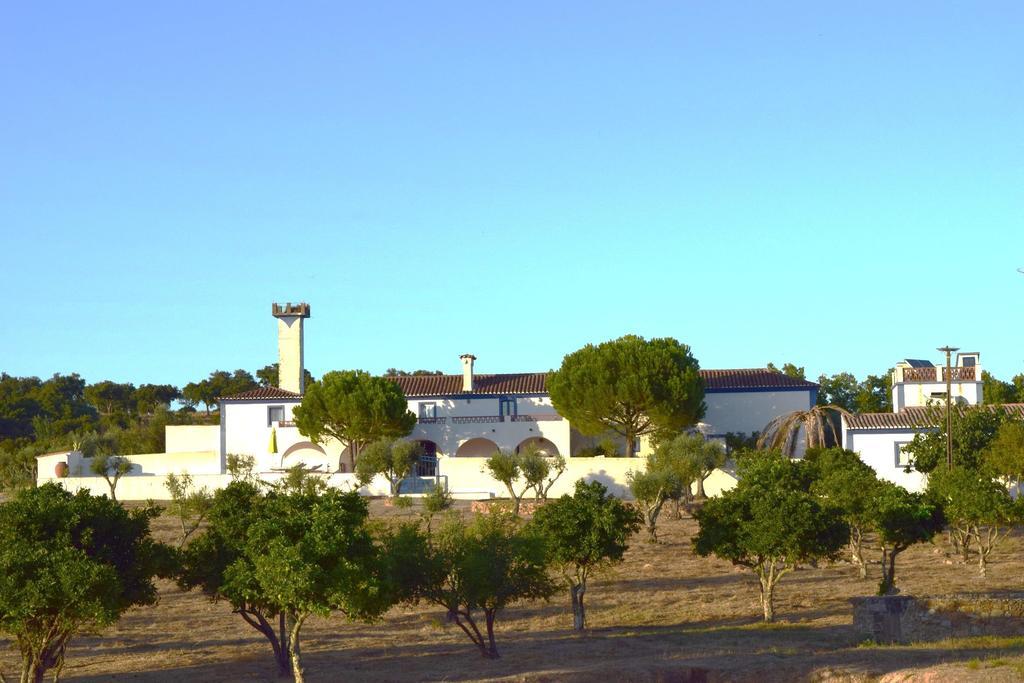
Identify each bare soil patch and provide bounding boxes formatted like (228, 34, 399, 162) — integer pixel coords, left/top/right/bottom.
(4, 499, 1024, 681)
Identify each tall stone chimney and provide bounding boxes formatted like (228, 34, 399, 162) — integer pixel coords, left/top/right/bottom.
(272, 302, 311, 394)
(460, 354, 476, 392)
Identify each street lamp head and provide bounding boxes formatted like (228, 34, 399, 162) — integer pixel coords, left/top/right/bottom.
(937, 346, 960, 354)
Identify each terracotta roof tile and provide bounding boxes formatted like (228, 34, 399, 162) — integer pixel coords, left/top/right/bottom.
(846, 404, 1024, 430)
(389, 368, 817, 397)
(220, 386, 302, 401)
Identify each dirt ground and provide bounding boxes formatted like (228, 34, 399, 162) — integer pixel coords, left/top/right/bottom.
(5, 499, 1024, 682)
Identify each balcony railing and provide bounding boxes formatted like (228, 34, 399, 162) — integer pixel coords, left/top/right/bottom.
(277, 420, 297, 428)
(901, 366, 976, 382)
(452, 415, 504, 424)
(417, 417, 446, 424)
(510, 414, 564, 422)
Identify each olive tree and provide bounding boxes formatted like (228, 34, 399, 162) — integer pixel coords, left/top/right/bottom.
(548, 335, 705, 457)
(0, 484, 167, 683)
(293, 370, 416, 469)
(89, 453, 132, 501)
(533, 480, 642, 630)
(808, 447, 883, 579)
(693, 452, 849, 622)
(627, 467, 681, 542)
(873, 482, 945, 595)
(926, 466, 1021, 577)
(518, 446, 566, 500)
(485, 450, 532, 515)
(164, 472, 214, 548)
(984, 420, 1024, 492)
(354, 438, 422, 496)
(416, 510, 555, 659)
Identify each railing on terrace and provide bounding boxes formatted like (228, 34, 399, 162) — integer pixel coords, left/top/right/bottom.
(277, 420, 297, 427)
(901, 367, 977, 382)
(417, 417, 447, 424)
(944, 367, 976, 381)
(510, 414, 563, 422)
(452, 415, 504, 424)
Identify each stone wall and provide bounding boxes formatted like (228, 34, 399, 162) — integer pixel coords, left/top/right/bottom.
(851, 593, 1024, 644)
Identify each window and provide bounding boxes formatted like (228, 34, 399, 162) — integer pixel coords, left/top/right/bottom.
(419, 402, 437, 419)
(961, 356, 977, 367)
(499, 397, 516, 417)
(895, 442, 913, 468)
(268, 405, 285, 426)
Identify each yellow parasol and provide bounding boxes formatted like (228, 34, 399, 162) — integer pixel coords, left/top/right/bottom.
(269, 427, 278, 453)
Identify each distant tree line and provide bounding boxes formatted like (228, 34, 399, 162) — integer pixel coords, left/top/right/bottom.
(0, 364, 316, 491)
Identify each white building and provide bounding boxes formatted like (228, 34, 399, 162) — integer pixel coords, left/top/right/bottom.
(39, 302, 818, 500)
(842, 352, 1023, 491)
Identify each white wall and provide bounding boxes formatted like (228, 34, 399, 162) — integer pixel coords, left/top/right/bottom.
(892, 380, 982, 412)
(703, 389, 813, 436)
(166, 425, 219, 453)
(843, 428, 929, 492)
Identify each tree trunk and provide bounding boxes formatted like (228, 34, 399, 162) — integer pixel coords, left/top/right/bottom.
(484, 610, 499, 659)
(758, 573, 775, 623)
(570, 582, 586, 631)
(626, 434, 636, 457)
(850, 528, 867, 579)
(879, 547, 899, 595)
(671, 497, 682, 520)
(277, 613, 290, 676)
(287, 614, 305, 683)
(695, 475, 706, 500)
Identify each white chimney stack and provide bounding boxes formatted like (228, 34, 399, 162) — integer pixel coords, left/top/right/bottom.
(272, 302, 311, 394)
(460, 354, 476, 392)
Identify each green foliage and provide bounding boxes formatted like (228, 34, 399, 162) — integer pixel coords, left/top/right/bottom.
(926, 467, 1021, 576)
(164, 472, 214, 549)
(484, 449, 532, 514)
(0, 484, 168, 682)
(518, 447, 566, 500)
(872, 482, 944, 594)
(807, 447, 883, 578)
(816, 370, 893, 413)
(548, 335, 706, 457)
(984, 421, 1024, 489)
(693, 451, 849, 621)
(225, 453, 258, 482)
(0, 372, 98, 446)
(627, 466, 681, 542)
(415, 510, 555, 658)
(293, 370, 416, 469)
(658, 432, 726, 499)
(255, 363, 316, 389)
(355, 438, 422, 495)
(0, 443, 38, 491)
(422, 484, 453, 516)
(90, 453, 133, 501)
(767, 362, 806, 379)
(179, 482, 396, 680)
(906, 408, 1011, 473)
(982, 371, 1022, 405)
(533, 480, 642, 629)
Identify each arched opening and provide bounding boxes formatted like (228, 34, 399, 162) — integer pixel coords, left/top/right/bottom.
(516, 437, 560, 457)
(415, 439, 440, 476)
(280, 441, 330, 470)
(455, 437, 500, 458)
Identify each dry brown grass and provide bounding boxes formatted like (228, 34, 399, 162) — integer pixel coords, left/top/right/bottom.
(5, 499, 1024, 682)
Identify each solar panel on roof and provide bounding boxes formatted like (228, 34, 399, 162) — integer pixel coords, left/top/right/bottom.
(904, 359, 934, 368)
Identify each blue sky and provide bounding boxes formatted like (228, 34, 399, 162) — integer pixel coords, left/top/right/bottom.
(2, 2, 1022, 387)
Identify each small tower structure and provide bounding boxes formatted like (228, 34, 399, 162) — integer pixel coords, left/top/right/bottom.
(272, 302, 311, 394)
(890, 351, 982, 412)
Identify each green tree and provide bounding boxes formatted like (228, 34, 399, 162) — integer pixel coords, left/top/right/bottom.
(807, 447, 883, 579)
(668, 432, 726, 499)
(854, 371, 893, 413)
(0, 484, 167, 683)
(816, 372, 859, 411)
(533, 480, 642, 630)
(872, 482, 944, 595)
(179, 481, 394, 681)
(354, 438, 422, 496)
(767, 362, 806, 380)
(548, 335, 705, 457)
(90, 453, 133, 501)
(693, 451, 849, 622)
(485, 450, 532, 515)
(518, 447, 566, 500)
(416, 510, 555, 659)
(926, 467, 1021, 576)
(982, 371, 1018, 405)
(905, 407, 1010, 473)
(164, 472, 214, 549)
(627, 466, 681, 542)
(133, 384, 181, 417)
(256, 364, 315, 390)
(84, 380, 136, 416)
(293, 370, 416, 470)
(983, 420, 1024, 491)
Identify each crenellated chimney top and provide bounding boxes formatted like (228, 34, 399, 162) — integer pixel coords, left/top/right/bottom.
(272, 302, 311, 394)
(460, 354, 476, 392)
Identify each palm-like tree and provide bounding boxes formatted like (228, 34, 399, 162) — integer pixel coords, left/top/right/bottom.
(756, 405, 852, 456)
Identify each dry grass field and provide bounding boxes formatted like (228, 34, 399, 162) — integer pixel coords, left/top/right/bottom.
(5, 499, 1024, 682)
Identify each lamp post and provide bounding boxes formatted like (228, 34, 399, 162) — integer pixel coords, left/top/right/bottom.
(937, 346, 959, 469)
